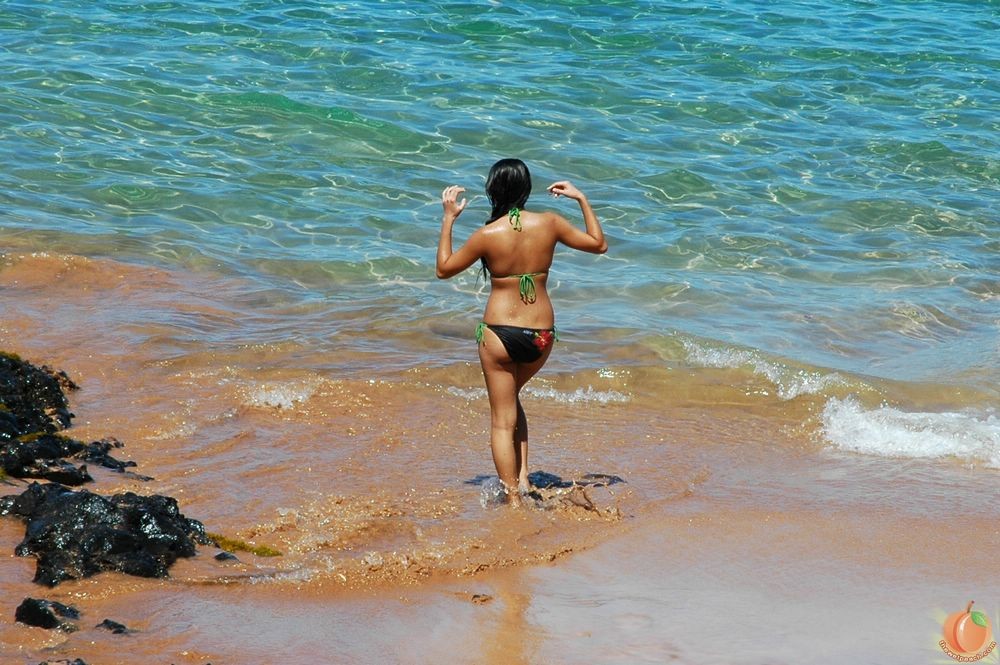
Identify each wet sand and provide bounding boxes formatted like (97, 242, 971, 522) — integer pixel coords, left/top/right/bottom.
(2, 251, 998, 664)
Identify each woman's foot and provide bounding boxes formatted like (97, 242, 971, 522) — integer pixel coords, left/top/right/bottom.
(518, 476, 531, 494)
(501, 480, 522, 507)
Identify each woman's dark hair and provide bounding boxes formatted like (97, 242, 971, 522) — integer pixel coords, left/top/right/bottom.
(480, 158, 531, 277)
(485, 158, 531, 223)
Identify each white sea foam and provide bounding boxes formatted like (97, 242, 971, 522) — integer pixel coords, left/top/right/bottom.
(446, 386, 487, 401)
(147, 419, 198, 441)
(683, 341, 846, 400)
(480, 477, 508, 509)
(525, 385, 630, 403)
(821, 396, 1000, 468)
(244, 381, 318, 409)
(447, 385, 629, 404)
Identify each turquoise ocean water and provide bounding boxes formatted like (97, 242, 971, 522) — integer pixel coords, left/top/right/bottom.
(2, 1, 998, 462)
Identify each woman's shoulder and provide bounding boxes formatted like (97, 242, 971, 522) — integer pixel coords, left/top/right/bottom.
(481, 210, 557, 231)
(524, 209, 565, 225)
(527, 209, 571, 235)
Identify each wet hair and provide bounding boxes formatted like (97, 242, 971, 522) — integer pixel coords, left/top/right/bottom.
(481, 158, 531, 277)
(485, 158, 531, 224)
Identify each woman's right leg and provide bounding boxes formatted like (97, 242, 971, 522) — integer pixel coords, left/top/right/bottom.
(514, 399, 529, 491)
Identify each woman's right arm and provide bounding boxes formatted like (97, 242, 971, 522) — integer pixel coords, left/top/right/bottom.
(436, 185, 485, 279)
(547, 181, 608, 254)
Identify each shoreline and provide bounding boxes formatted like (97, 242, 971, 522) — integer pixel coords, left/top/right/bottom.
(2, 248, 999, 663)
(5, 474, 998, 664)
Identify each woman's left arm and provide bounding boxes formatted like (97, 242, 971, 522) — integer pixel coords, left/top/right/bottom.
(436, 185, 484, 279)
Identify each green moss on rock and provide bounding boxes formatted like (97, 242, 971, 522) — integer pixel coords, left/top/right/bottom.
(206, 531, 282, 557)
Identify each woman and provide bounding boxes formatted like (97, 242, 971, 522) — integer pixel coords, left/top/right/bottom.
(436, 158, 608, 506)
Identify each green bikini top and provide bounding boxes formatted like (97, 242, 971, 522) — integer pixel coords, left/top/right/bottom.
(492, 207, 543, 303)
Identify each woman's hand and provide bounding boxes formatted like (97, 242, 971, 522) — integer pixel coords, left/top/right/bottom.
(441, 185, 468, 221)
(546, 180, 586, 201)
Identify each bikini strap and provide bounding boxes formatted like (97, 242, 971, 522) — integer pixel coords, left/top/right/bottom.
(478, 321, 559, 344)
(508, 207, 522, 232)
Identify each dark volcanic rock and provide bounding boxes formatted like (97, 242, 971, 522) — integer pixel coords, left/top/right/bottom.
(0, 482, 210, 586)
(0, 352, 146, 483)
(0, 353, 74, 439)
(1, 433, 148, 485)
(76, 437, 143, 474)
(37, 660, 89, 665)
(96, 618, 131, 634)
(15, 597, 79, 631)
(1, 433, 93, 485)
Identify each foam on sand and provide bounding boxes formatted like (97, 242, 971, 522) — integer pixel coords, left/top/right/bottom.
(448, 385, 629, 404)
(243, 380, 320, 410)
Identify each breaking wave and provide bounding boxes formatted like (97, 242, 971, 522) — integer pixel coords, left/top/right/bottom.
(821, 396, 1000, 468)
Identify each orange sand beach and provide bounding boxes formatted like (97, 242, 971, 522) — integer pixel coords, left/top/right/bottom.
(1, 251, 998, 664)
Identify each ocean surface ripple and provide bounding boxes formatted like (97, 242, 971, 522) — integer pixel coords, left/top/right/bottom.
(2, 0, 997, 389)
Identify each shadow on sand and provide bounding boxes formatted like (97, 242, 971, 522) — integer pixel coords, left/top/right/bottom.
(465, 471, 626, 514)
(464, 470, 625, 490)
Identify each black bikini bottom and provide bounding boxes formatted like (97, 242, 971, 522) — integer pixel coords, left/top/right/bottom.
(476, 323, 557, 363)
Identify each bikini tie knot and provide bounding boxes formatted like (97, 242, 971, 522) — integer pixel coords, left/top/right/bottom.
(518, 273, 537, 304)
(508, 207, 522, 232)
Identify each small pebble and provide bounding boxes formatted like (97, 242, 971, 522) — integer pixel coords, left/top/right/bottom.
(96, 618, 131, 634)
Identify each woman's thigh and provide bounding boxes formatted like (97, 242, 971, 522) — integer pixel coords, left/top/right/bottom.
(479, 331, 518, 426)
(479, 329, 552, 411)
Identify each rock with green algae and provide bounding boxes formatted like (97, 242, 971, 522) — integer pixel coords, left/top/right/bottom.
(205, 531, 282, 558)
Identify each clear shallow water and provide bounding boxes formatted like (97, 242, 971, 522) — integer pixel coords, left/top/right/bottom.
(1, 2, 999, 507)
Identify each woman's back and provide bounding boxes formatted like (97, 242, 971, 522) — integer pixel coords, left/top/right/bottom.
(482, 209, 558, 329)
(480, 210, 557, 278)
